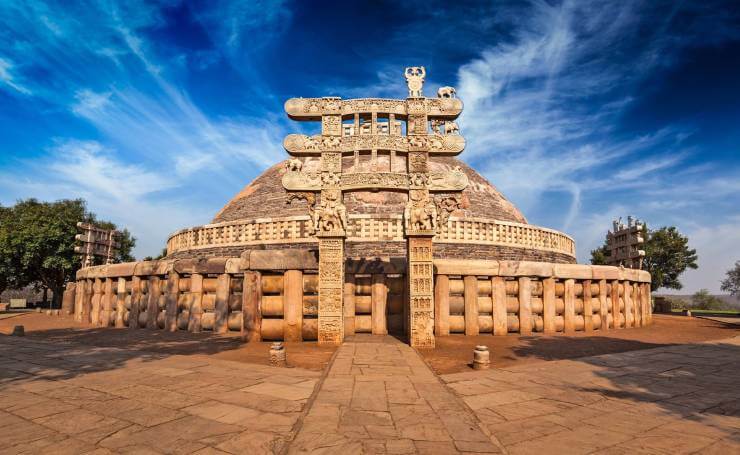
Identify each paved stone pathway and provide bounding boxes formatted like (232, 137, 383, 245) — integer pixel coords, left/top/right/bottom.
(2, 332, 739, 454)
(288, 335, 500, 454)
(0, 336, 320, 454)
(442, 336, 740, 454)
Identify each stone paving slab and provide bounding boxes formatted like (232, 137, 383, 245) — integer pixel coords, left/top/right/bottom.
(442, 335, 740, 455)
(0, 335, 320, 454)
(287, 335, 501, 454)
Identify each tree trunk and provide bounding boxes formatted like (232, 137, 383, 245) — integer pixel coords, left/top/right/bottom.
(51, 284, 63, 309)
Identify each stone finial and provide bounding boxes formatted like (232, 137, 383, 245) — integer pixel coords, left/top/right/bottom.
(269, 342, 287, 367)
(404, 66, 426, 98)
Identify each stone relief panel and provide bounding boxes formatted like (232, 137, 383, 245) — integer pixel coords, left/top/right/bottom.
(283, 133, 465, 155)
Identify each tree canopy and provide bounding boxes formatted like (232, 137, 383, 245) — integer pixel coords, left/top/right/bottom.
(691, 289, 727, 310)
(0, 198, 135, 306)
(721, 260, 740, 298)
(590, 224, 698, 290)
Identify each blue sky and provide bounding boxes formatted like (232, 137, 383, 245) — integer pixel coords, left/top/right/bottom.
(1, 0, 739, 293)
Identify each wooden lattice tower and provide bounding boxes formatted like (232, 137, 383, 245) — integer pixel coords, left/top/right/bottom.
(282, 67, 467, 346)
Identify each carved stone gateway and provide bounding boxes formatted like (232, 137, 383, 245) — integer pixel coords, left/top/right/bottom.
(282, 67, 467, 346)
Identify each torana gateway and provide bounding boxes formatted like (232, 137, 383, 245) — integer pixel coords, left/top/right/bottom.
(70, 69, 652, 347)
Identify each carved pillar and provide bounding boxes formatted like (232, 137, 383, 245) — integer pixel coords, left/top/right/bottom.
(463, 276, 478, 336)
(563, 279, 575, 333)
(492, 277, 507, 336)
(611, 280, 620, 329)
(599, 279, 609, 331)
(407, 234, 435, 348)
(543, 278, 556, 334)
(317, 235, 344, 344)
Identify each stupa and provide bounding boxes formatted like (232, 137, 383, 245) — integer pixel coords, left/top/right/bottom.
(71, 68, 652, 347)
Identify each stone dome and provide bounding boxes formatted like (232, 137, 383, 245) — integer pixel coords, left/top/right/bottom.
(213, 156, 527, 225)
(167, 154, 576, 264)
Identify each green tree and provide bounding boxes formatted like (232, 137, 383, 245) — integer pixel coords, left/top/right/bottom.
(0, 199, 136, 307)
(643, 226, 698, 290)
(143, 248, 168, 261)
(589, 244, 609, 265)
(691, 289, 725, 310)
(591, 224, 697, 290)
(720, 261, 740, 298)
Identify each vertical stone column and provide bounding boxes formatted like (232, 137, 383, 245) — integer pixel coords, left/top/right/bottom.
(645, 283, 652, 324)
(91, 278, 102, 326)
(543, 278, 556, 334)
(518, 277, 532, 335)
(599, 279, 609, 331)
(214, 273, 230, 334)
(624, 282, 633, 328)
(115, 277, 126, 328)
(583, 279, 593, 332)
(563, 279, 575, 333)
(165, 272, 180, 332)
(129, 276, 141, 329)
(83, 279, 93, 324)
(434, 274, 450, 336)
(242, 271, 260, 342)
(610, 280, 620, 329)
(343, 274, 356, 337)
(492, 276, 507, 336)
(408, 234, 435, 347)
(318, 235, 344, 345)
(371, 273, 388, 335)
(463, 276, 478, 336)
(62, 282, 76, 316)
(146, 277, 161, 329)
(73, 281, 83, 320)
(284, 269, 303, 341)
(188, 273, 203, 332)
(632, 282, 641, 327)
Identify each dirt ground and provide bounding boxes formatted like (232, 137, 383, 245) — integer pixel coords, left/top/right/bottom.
(0, 312, 336, 371)
(2, 312, 736, 375)
(419, 314, 740, 374)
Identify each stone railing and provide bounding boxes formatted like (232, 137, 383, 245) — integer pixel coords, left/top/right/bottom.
(68, 253, 650, 343)
(432, 260, 652, 336)
(167, 216, 575, 258)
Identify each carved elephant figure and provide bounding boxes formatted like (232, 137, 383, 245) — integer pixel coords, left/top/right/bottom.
(285, 158, 302, 172)
(445, 121, 460, 135)
(437, 86, 456, 98)
(406, 203, 437, 231)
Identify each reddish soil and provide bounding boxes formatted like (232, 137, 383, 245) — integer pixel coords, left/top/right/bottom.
(419, 314, 739, 374)
(0, 312, 336, 371)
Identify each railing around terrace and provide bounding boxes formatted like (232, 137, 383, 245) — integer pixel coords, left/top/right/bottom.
(166, 216, 576, 257)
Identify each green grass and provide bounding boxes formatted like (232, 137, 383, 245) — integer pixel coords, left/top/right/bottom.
(670, 309, 740, 315)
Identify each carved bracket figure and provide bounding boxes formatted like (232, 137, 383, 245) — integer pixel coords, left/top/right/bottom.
(405, 190, 437, 233)
(435, 195, 462, 233)
(286, 192, 318, 234)
(315, 191, 347, 235)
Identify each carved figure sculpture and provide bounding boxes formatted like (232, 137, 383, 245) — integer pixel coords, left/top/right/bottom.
(435, 195, 462, 233)
(445, 121, 460, 135)
(315, 192, 347, 234)
(286, 192, 317, 233)
(437, 86, 456, 98)
(405, 67, 426, 98)
(430, 119, 443, 135)
(405, 191, 437, 232)
(286, 158, 302, 172)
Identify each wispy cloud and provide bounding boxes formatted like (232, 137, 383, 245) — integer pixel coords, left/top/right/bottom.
(0, 57, 32, 95)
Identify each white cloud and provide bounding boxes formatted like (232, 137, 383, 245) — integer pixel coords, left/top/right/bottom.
(0, 57, 32, 95)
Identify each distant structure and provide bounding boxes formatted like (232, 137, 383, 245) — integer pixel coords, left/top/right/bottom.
(606, 216, 645, 269)
(74, 222, 120, 268)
